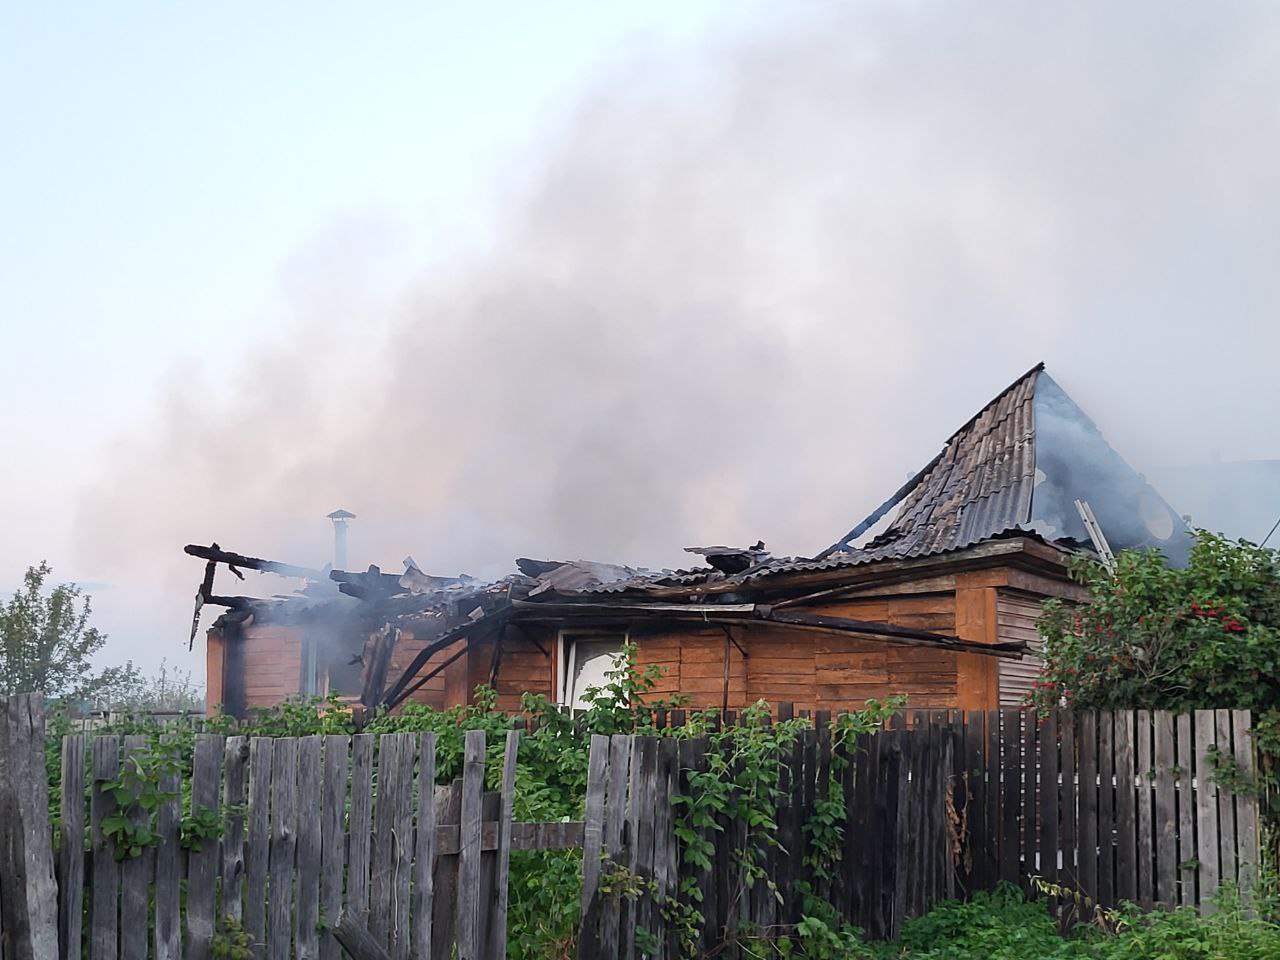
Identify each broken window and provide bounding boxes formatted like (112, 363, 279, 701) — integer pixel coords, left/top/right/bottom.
(558, 631, 626, 711)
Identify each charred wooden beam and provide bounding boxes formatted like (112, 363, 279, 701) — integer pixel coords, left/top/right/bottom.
(359, 626, 397, 710)
(383, 644, 470, 712)
(184, 544, 323, 581)
(221, 620, 248, 719)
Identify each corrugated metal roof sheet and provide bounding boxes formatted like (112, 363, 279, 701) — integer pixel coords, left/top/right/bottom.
(839, 364, 1041, 565)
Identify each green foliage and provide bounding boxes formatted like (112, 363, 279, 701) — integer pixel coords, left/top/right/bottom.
(0, 561, 139, 701)
(1031, 531, 1280, 715)
(871, 885, 1280, 959)
(211, 914, 254, 960)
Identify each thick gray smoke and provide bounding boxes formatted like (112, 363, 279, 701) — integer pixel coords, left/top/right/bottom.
(75, 1, 1280, 667)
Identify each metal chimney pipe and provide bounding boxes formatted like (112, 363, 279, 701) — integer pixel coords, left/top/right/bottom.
(326, 509, 355, 570)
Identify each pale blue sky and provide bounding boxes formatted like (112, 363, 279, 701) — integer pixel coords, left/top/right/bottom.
(0, 1, 736, 591)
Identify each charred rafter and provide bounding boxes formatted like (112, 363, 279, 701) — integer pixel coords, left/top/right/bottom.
(184, 544, 324, 581)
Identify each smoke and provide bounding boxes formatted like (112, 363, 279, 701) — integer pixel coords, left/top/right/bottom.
(75, 1, 1280, 666)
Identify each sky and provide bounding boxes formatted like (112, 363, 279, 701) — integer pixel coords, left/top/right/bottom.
(3, 2, 1279, 684)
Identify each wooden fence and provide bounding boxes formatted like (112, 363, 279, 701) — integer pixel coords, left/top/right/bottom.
(959, 707, 1261, 915)
(0, 695, 1265, 960)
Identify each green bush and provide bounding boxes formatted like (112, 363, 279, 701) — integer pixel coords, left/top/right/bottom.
(875, 886, 1280, 960)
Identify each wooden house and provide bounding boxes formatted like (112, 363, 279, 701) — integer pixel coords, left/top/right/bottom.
(196, 364, 1188, 718)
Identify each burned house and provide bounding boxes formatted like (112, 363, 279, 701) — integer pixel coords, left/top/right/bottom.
(194, 363, 1189, 718)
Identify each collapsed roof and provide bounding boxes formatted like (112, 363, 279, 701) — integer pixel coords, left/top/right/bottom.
(188, 362, 1188, 710)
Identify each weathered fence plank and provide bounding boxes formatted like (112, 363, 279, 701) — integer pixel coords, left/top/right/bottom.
(487, 731, 520, 960)
(1057, 710, 1076, 900)
(221, 736, 250, 925)
(58, 734, 86, 960)
(1153, 712, 1178, 907)
(295, 736, 323, 960)
(999, 709, 1020, 885)
(577, 735, 609, 960)
(1215, 710, 1237, 891)
(1231, 710, 1259, 899)
(1097, 714, 1115, 907)
(320, 736, 349, 960)
(1193, 711, 1220, 913)
(1176, 713, 1196, 907)
(1077, 713, 1098, 903)
(430, 782, 462, 960)
(187, 734, 225, 960)
(1135, 710, 1153, 909)
(456, 730, 486, 960)
(154, 737, 181, 960)
(0, 695, 59, 960)
(245, 738, 273, 958)
(267, 738, 298, 960)
(89, 737, 120, 960)
(1113, 712, 1137, 903)
(411, 733, 437, 960)
(346, 735, 375, 920)
(369, 735, 399, 947)
(1038, 711, 1059, 890)
(389, 735, 416, 960)
(119, 736, 151, 960)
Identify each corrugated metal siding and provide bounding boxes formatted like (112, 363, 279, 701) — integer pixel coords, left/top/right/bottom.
(997, 593, 1044, 707)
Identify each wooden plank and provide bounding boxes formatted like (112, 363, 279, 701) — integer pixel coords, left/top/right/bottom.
(456, 730, 485, 960)
(245, 739, 273, 958)
(1215, 710, 1236, 893)
(1112, 711, 1137, 904)
(154, 736, 181, 960)
(1176, 714, 1196, 907)
(958, 713, 981, 893)
(0, 695, 59, 960)
(1193, 710, 1220, 913)
(598, 735, 631, 960)
(1231, 710, 1259, 899)
(390, 736, 416, 960)
(633, 739, 659, 957)
(221, 737, 250, 925)
(332, 913, 391, 960)
(320, 737, 350, 960)
(486, 731, 520, 960)
(577, 735, 610, 959)
(410, 734, 437, 960)
(1153, 712, 1178, 908)
(188, 734, 225, 960)
(623, 735, 648, 960)
(1057, 710, 1076, 902)
(346, 735, 374, 918)
(58, 735, 86, 960)
(1135, 710, 1153, 909)
(369, 735, 398, 947)
(986, 710, 1000, 890)
(295, 737, 323, 960)
(267, 738, 298, 960)
(430, 783, 462, 960)
(1038, 711, 1059, 889)
(1021, 710, 1037, 888)
(118, 736, 151, 960)
(655, 738, 680, 960)
(1097, 713, 1115, 907)
(998, 709, 1020, 885)
(1077, 712, 1098, 903)
(89, 737, 120, 960)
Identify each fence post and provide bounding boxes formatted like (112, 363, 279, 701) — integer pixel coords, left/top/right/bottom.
(0, 694, 59, 960)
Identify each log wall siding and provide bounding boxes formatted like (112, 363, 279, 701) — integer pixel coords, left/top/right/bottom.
(207, 562, 1079, 715)
(240, 627, 304, 705)
(996, 591, 1046, 708)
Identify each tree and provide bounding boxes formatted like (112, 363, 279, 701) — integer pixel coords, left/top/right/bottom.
(102, 658, 205, 714)
(0, 561, 136, 701)
(1031, 531, 1280, 715)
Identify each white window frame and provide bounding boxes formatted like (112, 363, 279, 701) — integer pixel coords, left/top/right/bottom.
(556, 629, 628, 709)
